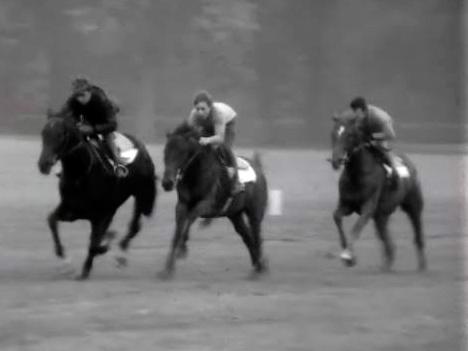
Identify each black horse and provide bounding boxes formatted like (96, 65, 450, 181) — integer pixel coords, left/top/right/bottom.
(38, 112, 157, 279)
(160, 123, 268, 278)
(330, 111, 426, 271)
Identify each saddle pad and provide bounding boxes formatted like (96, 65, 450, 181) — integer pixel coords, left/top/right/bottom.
(393, 156, 410, 178)
(236, 157, 257, 183)
(113, 132, 138, 165)
(384, 155, 410, 179)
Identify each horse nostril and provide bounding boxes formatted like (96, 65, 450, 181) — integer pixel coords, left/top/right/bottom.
(162, 179, 174, 191)
(39, 161, 51, 174)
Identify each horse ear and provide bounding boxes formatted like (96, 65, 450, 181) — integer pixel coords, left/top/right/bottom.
(46, 108, 55, 119)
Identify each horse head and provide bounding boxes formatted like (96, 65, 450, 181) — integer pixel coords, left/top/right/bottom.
(162, 123, 202, 191)
(38, 110, 81, 175)
(330, 109, 364, 170)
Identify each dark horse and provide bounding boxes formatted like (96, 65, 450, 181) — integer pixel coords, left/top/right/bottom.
(160, 123, 268, 278)
(38, 112, 157, 279)
(330, 111, 426, 271)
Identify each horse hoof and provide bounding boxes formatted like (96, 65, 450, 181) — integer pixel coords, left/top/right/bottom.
(380, 264, 393, 273)
(339, 249, 356, 267)
(176, 247, 188, 259)
(74, 273, 89, 281)
(257, 256, 269, 273)
(56, 258, 76, 277)
(157, 269, 174, 281)
(115, 255, 128, 268)
(418, 256, 427, 272)
(105, 230, 117, 241)
(341, 256, 356, 267)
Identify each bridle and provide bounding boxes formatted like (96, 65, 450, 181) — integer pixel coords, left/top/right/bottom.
(166, 129, 207, 183)
(334, 125, 369, 167)
(52, 122, 94, 176)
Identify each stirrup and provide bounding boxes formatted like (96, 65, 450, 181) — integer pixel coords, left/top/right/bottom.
(231, 181, 245, 195)
(114, 164, 129, 178)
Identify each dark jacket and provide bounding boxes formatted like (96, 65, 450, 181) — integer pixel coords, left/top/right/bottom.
(61, 86, 119, 135)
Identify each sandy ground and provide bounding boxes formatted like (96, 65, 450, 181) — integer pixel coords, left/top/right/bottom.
(0, 137, 465, 351)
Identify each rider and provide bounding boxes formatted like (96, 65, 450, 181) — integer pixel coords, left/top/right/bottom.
(59, 77, 128, 177)
(187, 90, 244, 195)
(350, 96, 398, 183)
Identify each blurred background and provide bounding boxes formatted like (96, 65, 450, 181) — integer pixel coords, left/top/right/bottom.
(0, 0, 463, 147)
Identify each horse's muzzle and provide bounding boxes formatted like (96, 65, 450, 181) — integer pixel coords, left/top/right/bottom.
(331, 159, 342, 171)
(162, 178, 174, 191)
(38, 154, 57, 175)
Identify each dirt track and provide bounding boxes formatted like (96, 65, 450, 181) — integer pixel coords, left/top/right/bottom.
(0, 137, 464, 351)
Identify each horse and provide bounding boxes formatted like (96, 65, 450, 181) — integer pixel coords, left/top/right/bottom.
(330, 110, 426, 271)
(160, 123, 268, 279)
(37, 111, 157, 279)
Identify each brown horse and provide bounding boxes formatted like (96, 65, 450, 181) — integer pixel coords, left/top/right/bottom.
(38, 112, 157, 279)
(330, 111, 426, 271)
(160, 123, 268, 279)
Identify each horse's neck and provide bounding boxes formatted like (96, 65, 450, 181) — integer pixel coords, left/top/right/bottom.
(183, 148, 221, 188)
(346, 146, 379, 179)
(61, 139, 92, 177)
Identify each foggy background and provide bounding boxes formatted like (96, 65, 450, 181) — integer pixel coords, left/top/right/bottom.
(0, 0, 463, 147)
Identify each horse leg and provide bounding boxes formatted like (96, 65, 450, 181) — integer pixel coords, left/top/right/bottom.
(401, 191, 426, 271)
(347, 195, 380, 266)
(176, 230, 190, 259)
(48, 205, 65, 259)
(159, 203, 195, 279)
(245, 210, 268, 274)
(78, 215, 113, 280)
(373, 215, 395, 272)
(229, 213, 260, 273)
(333, 204, 353, 266)
(115, 203, 143, 267)
(48, 204, 75, 275)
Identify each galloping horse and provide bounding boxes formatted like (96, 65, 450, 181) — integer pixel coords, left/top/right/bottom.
(38, 111, 157, 279)
(330, 111, 426, 271)
(160, 123, 268, 278)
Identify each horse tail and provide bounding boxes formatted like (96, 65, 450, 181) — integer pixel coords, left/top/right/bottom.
(252, 151, 264, 171)
(135, 142, 158, 217)
(138, 173, 157, 217)
(251, 151, 268, 221)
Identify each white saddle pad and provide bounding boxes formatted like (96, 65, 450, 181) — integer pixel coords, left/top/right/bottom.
(113, 132, 139, 165)
(383, 155, 410, 179)
(394, 157, 410, 178)
(236, 157, 257, 183)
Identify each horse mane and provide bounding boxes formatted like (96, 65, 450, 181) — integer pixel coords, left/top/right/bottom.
(170, 122, 201, 140)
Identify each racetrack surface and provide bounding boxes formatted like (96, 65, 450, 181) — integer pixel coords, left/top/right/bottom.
(0, 137, 464, 351)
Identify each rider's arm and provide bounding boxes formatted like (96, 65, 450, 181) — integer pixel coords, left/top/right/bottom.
(372, 119, 395, 141)
(204, 118, 227, 145)
(93, 91, 118, 134)
(187, 108, 197, 127)
(367, 107, 396, 141)
(202, 103, 236, 145)
(58, 97, 78, 120)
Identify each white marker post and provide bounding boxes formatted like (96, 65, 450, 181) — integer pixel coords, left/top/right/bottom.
(268, 189, 283, 216)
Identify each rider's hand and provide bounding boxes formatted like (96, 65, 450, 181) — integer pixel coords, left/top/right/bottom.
(78, 124, 94, 136)
(199, 137, 211, 146)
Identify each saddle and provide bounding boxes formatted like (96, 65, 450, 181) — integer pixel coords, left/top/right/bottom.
(88, 132, 139, 168)
(236, 157, 257, 183)
(218, 156, 257, 214)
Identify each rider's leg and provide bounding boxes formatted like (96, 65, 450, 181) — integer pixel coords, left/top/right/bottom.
(104, 133, 128, 177)
(223, 121, 243, 195)
(375, 140, 397, 182)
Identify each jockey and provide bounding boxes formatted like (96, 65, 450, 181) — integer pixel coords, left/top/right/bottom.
(350, 97, 398, 182)
(187, 90, 244, 195)
(59, 77, 128, 177)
